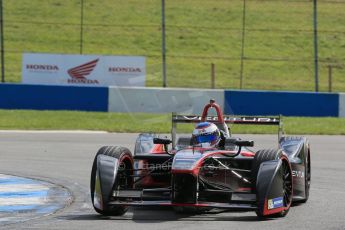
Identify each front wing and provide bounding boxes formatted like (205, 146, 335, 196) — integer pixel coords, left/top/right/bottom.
(108, 188, 257, 211)
(109, 200, 257, 211)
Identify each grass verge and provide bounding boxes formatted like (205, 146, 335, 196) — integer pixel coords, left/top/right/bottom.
(3, 0, 345, 91)
(0, 109, 344, 135)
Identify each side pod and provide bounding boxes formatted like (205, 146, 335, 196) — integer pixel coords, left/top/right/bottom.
(94, 154, 119, 210)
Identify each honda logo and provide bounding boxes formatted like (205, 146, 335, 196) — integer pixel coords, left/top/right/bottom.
(67, 59, 99, 84)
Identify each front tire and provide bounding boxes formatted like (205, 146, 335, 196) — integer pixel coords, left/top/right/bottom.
(252, 149, 283, 187)
(90, 146, 133, 216)
(252, 149, 293, 218)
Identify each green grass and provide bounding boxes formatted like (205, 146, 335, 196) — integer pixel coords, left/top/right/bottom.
(2, 0, 345, 91)
(0, 109, 344, 135)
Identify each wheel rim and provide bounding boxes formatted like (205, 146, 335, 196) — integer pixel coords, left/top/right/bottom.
(117, 161, 129, 189)
(116, 156, 133, 190)
(282, 161, 292, 207)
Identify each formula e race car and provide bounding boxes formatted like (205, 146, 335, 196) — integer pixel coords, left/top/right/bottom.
(90, 100, 311, 218)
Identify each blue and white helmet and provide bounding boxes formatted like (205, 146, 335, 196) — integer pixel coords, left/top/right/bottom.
(192, 122, 221, 147)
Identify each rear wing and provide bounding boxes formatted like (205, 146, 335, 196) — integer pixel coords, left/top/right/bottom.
(172, 114, 280, 125)
(171, 114, 284, 149)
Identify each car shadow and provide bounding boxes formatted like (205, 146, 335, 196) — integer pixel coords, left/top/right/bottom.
(57, 207, 263, 223)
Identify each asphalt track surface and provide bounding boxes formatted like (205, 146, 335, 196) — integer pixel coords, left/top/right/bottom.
(0, 131, 344, 230)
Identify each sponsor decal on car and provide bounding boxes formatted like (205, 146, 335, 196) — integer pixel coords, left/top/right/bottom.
(292, 170, 305, 178)
(173, 115, 280, 124)
(268, 197, 284, 209)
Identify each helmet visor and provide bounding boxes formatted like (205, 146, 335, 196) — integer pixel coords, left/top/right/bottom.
(195, 134, 217, 144)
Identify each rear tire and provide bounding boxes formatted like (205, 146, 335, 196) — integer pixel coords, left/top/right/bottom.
(300, 148, 311, 203)
(90, 146, 133, 216)
(252, 149, 292, 218)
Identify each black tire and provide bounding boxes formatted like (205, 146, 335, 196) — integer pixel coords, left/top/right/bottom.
(280, 136, 310, 203)
(300, 146, 311, 203)
(252, 149, 292, 218)
(252, 149, 283, 187)
(90, 146, 133, 216)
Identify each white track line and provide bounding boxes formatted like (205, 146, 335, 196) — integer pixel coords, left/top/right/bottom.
(0, 197, 48, 206)
(0, 175, 51, 207)
(0, 184, 50, 192)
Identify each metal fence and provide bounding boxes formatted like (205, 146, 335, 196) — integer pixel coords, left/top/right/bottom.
(0, 0, 345, 92)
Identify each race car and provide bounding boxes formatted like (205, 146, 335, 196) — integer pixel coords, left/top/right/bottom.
(90, 99, 311, 218)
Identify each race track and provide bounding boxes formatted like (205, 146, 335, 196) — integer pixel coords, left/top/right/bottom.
(0, 131, 344, 230)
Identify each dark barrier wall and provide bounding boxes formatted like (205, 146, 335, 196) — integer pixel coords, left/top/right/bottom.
(0, 84, 108, 111)
(0, 84, 341, 117)
(224, 90, 339, 117)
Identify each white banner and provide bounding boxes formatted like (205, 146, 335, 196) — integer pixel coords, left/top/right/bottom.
(22, 53, 146, 87)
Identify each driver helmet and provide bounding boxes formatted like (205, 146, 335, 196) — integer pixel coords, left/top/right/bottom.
(192, 122, 220, 147)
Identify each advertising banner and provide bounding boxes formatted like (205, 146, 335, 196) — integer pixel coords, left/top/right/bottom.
(22, 53, 146, 87)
